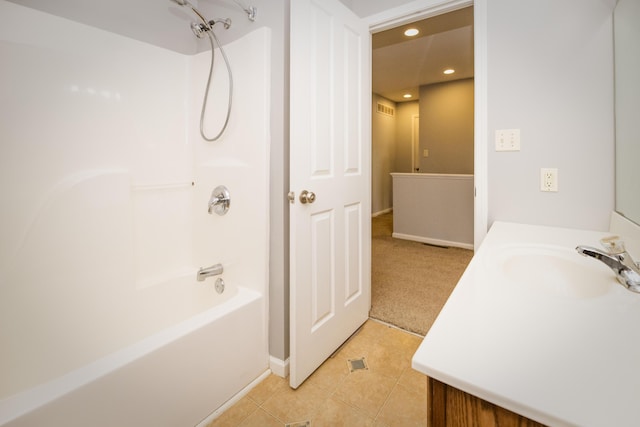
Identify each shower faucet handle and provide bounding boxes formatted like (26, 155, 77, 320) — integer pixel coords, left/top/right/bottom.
(208, 185, 230, 215)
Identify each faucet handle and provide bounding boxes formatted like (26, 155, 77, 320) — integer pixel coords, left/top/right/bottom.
(208, 185, 230, 216)
(600, 235, 626, 255)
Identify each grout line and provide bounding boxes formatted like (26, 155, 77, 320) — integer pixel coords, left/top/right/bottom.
(373, 378, 403, 426)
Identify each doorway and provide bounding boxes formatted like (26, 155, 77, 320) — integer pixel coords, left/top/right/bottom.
(370, 5, 475, 214)
(366, 0, 487, 249)
(369, 5, 477, 333)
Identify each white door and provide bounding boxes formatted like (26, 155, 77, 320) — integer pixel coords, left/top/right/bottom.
(289, 0, 371, 389)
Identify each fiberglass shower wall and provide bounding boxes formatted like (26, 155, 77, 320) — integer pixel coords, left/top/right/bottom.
(0, 0, 269, 401)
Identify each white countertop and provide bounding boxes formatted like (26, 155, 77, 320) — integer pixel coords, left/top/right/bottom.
(412, 221, 640, 427)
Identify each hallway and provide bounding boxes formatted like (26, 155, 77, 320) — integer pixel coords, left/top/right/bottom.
(370, 212, 473, 335)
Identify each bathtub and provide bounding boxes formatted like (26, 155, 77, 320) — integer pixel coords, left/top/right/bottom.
(1, 3, 271, 426)
(0, 283, 268, 427)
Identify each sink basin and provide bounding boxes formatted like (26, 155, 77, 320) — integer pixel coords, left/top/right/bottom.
(485, 244, 616, 298)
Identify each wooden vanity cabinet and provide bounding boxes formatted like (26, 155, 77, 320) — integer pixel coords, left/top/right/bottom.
(427, 377, 548, 427)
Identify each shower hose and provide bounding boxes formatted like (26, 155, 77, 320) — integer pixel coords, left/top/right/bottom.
(200, 29, 233, 142)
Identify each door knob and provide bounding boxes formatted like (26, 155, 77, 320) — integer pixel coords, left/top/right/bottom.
(299, 190, 316, 204)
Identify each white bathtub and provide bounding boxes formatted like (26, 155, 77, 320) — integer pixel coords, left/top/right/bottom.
(0, 4, 272, 425)
(0, 284, 268, 427)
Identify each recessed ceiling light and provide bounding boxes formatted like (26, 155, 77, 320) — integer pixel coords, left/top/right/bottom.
(444, 68, 455, 75)
(404, 28, 419, 37)
(403, 94, 412, 99)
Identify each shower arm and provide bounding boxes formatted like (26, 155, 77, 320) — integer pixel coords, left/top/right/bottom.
(189, 5, 209, 26)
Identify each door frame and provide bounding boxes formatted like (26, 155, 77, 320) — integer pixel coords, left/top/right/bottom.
(365, 0, 487, 249)
(411, 114, 420, 172)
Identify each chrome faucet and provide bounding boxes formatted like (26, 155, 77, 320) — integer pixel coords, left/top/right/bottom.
(197, 263, 223, 282)
(576, 236, 640, 293)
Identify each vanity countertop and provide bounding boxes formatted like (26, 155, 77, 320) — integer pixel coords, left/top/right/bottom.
(412, 221, 640, 427)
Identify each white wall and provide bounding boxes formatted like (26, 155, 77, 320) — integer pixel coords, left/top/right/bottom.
(487, 0, 615, 231)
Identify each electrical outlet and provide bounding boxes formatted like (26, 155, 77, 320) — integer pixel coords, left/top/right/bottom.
(540, 168, 558, 192)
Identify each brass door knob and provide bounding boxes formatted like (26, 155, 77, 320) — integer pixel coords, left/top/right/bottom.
(299, 190, 316, 204)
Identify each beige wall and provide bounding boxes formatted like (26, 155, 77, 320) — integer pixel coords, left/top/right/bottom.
(419, 78, 474, 174)
(371, 94, 396, 215)
(372, 81, 473, 213)
(395, 101, 419, 173)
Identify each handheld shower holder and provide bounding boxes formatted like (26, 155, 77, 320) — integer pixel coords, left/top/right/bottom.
(190, 18, 231, 38)
(190, 22, 207, 38)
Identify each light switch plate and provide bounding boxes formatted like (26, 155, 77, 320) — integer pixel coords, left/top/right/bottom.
(495, 129, 521, 151)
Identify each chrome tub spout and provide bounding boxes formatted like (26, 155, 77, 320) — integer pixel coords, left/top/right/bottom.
(197, 263, 223, 282)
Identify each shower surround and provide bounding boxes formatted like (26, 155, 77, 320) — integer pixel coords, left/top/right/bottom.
(0, 1, 270, 425)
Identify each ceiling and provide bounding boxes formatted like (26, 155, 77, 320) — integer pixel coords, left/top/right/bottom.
(8, 0, 473, 102)
(372, 6, 474, 103)
(5, 0, 247, 55)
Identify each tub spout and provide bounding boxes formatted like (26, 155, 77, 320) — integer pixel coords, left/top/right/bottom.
(197, 263, 223, 281)
(576, 244, 640, 292)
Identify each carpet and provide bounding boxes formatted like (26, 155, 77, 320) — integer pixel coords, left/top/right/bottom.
(369, 212, 474, 336)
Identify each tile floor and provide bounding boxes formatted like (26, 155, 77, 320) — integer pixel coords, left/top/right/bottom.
(207, 320, 427, 426)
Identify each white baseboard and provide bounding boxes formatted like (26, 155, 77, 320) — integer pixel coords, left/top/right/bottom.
(392, 232, 474, 250)
(269, 356, 289, 378)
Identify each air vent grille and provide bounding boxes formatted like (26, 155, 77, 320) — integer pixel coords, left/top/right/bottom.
(376, 102, 395, 117)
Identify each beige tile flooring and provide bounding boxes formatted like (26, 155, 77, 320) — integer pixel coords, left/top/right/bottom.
(208, 320, 427, 426)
